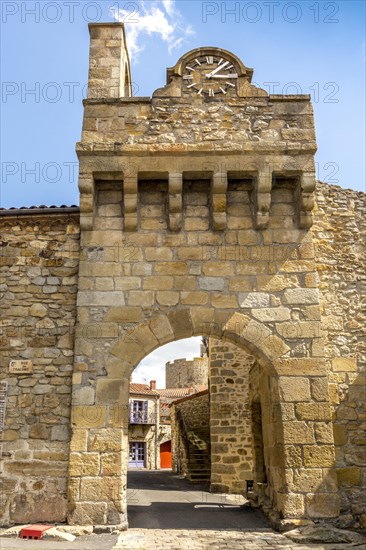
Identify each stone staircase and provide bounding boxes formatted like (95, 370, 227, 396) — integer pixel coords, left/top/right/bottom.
(186, 427, 210, 484)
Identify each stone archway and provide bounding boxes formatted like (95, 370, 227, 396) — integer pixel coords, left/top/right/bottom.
(67, 311, 338, 527)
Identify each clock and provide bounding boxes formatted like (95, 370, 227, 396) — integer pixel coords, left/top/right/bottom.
(183, 54, 238, 96)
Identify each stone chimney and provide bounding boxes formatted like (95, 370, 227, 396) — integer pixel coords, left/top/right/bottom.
(150, 380, 156, 391)
(87, 23, 132, 99)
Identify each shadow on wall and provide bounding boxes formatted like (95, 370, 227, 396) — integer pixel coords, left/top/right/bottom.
(332, 364, 366, 529)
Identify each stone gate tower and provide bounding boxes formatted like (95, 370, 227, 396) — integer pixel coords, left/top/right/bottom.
(68, 23, 340, 528)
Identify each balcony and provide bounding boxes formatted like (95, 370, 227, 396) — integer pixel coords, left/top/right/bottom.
(129, 410, 155, 425)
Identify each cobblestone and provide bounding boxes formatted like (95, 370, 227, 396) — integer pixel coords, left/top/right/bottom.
(113, 528, 366, 550)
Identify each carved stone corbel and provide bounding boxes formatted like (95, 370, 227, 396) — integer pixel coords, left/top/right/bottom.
(299, 173, 316, 229)
(78, 175, 95, 231)
(212, 173, 227, 231)
(255, 170, 272, 229)
(123, 173, 138, 231)
(168, 173, 183, 231)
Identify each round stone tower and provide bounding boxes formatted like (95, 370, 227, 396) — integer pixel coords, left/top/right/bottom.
(165, 356, 209, 388)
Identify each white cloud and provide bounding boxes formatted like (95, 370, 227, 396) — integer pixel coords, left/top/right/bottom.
(132, 337, 202, 388)
(110, 0, 194, 60)
(162, 0, 175, 17)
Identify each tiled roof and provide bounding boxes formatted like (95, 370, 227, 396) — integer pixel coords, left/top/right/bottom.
(130, 383, 209, 398)
(129, 383, 159, 396)
(170, 389, 209, 406)
(158, 386, 207, 398)
(0, 205, 80, 215)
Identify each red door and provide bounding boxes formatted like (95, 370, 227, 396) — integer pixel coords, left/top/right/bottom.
(160, 440, 172, 469)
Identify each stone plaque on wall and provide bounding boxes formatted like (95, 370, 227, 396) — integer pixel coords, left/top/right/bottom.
(9, 360, 33, 374)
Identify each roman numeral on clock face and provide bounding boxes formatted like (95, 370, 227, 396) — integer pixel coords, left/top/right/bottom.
(184, 54, 237, 96)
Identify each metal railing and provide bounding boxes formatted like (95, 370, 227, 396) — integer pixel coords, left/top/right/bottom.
(129, 410, 155, 424)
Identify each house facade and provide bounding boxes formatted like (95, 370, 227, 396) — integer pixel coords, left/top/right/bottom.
(128, 382, 159, 469)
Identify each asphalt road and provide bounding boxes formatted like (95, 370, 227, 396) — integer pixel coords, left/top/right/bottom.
(127, 469, 269, 530)
(0, 470, 270, 549)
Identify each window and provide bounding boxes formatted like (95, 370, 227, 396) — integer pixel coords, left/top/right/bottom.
(130, 400, 148, 423)
(129, 442, 145, 467)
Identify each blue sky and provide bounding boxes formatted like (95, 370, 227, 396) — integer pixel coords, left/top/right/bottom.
(1, 0, 365, 209)
(1, 1, 364, 382)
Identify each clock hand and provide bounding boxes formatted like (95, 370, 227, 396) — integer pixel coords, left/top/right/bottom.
(208, 74, 238, 79)
(206, 61, 230, 78)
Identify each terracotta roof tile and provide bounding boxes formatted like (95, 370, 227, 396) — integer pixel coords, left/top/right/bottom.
(170, 389, 209, 405)
(0, 205, 79, 211)
(158, 386, 207, 398)
(129, 383, 159, 396)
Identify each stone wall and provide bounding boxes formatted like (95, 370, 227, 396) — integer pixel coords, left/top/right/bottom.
(313, 182, 366, 529)
(209, 338, 255, 494)
(170, 392, 209, 480)
(0, 211, 79, 526)
(166, 357, 208, 388)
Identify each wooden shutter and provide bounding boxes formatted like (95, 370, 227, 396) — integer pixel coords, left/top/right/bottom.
(143, 400, 148, 423)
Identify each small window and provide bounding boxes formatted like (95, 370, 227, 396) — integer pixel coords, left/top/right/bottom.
(130, 400, 148, 423)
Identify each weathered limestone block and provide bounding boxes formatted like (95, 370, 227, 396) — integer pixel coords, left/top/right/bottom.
(276, 493, 305, 518)
(296, 403, 332, 421)
(305, 494, 340, 518)
(279, 378, 311, 402)
(282, 422, 315, 444)
(303, 445, 335, 467)
(68, 503, 107, 526)
(69, 453, 100, 476)
(89, 428, 124, 452)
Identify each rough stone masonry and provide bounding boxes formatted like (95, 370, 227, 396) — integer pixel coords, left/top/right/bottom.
(0, 22, 365, 530)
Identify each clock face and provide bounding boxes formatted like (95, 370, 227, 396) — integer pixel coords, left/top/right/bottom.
(183, 55, 238, 96)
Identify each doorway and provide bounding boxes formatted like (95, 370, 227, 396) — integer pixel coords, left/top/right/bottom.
(129, 442, 146, 468)
(160, 440, 172, 469)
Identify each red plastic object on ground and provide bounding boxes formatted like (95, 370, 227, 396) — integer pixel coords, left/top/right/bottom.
(20, 525, 52, 540)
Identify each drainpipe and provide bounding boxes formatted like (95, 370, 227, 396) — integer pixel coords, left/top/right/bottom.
(150, 381, 159, 469)
(155, 394, 159, 469)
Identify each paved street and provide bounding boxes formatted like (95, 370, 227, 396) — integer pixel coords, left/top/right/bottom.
(1, 470, 365, 550)
(126, 469, 268, 530)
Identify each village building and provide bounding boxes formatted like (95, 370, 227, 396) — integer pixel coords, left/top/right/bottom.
(128, 381, 159, 469)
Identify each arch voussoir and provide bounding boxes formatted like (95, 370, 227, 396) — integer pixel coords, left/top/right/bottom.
(148, 315, 175, 346)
